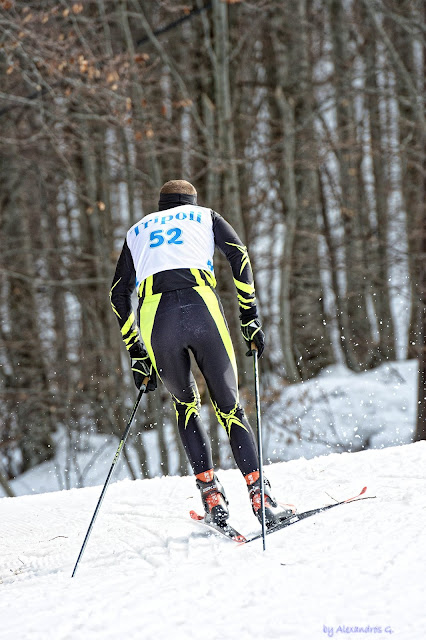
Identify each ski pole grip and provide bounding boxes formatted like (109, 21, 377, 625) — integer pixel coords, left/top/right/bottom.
(141, 376, 150, 391)
(251, 342, 258, 353)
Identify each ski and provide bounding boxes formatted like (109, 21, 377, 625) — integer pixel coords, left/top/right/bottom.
(240, 486, 372, 545)
(189, 510, 247, 543)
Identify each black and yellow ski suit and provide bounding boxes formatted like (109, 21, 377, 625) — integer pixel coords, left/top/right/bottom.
(110, 193, 260, 477)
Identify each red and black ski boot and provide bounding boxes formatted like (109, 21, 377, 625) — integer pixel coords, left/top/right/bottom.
(196, 472, 229, 525)
(247, 475, 292, 528)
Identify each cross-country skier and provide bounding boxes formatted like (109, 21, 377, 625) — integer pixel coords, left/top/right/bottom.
(110, 180, 291, 527)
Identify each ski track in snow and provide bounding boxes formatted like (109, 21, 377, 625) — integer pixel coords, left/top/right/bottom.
(1, 443, 425, 640)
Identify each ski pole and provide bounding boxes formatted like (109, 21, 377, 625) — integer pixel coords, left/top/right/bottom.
(252, 343, 266, 551)
(71, 380, 148, 577)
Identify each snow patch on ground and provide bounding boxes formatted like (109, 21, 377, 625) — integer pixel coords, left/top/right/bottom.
(265, 360, 417, 462)
(1, 442, 425, 639)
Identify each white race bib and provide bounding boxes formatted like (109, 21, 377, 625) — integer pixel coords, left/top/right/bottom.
(127, 205, 215, 286)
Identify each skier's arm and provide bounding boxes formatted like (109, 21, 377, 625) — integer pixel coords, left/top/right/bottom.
(110, 240, 141, 352)
(212, 211, 265, 356)
(110, 241, 157, 391)
(211, 211, 258, 320)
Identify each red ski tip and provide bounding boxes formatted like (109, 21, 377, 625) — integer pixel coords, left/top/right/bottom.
(343, 486, 368, 503)
(189, 510, 204, 521)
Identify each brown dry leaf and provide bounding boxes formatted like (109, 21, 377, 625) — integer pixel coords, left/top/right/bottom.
(145, 128, 154, 139)
(6, 65, 14, 75)
(134, 131, 143, 141)
(126, 97, 132, 112)
(22, 12, 33, 23)
(173, 98, 193, 108)
(1, 1, 14, 10)
(134, 53, 149, 63)
(78, 55, 88, 73)
(87, 66, 99, 80)
(97, 201, 106, 211)
(86, 206, 94, 215)
(106, 71, 119, 84)
(62, 8, 70, 18)
(72, 3, 83, 14)
(42, 15, 49, 24)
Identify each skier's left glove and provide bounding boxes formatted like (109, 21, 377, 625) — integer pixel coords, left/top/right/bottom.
(240, 317, 265, 358)
(128, 343, 157, 392)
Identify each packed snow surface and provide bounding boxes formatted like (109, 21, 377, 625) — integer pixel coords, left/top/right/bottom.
(1, 442, 425, 640)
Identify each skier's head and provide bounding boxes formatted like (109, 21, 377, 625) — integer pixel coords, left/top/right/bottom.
(160, 180, 197, 197)
(158, 180, 197, 209)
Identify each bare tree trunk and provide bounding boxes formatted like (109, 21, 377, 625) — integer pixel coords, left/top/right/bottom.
(270, 1, 333, 380)
(3, 154, 55, 472)
(329, 0, 372, 371)
(391, 0, 424, 362)
(414, 0, 426, 441)
(290, 0, 334, 378)
(212, 0, 243, 239)
(414, 217, 425, 440)
(269, 7, 301, 383)
(211, 0, 248, 383)
(274, 87, 301, 383)
(362, 7, 396, 361)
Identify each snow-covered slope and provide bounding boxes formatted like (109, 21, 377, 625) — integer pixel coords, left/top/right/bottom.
(1, 442, 425, 640)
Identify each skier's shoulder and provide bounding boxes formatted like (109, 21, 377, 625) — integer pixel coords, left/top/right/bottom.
(210, 209, 227, 227)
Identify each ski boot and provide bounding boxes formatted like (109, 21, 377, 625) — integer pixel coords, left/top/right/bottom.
(196, 471, 229, 525)
(247, 475, 293, 528)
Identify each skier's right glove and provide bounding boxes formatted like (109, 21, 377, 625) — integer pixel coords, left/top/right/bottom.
(240, 317, 265, 358)
(128, 343, 157, 392)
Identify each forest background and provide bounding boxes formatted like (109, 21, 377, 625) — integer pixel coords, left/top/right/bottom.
(0, 0, 424, 496)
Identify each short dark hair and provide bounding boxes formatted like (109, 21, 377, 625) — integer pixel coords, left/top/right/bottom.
(160, 180, 197, 196)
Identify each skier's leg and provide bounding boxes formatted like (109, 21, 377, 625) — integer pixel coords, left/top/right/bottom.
(189, 287, 291, 525)
(139, 290, 213, 474)
(139, 290, 228, 522)
(187, 286, 260, 476)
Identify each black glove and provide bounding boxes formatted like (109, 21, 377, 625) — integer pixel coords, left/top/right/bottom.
(240, 317, 265, 358)
(128, 343, 157, 392)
